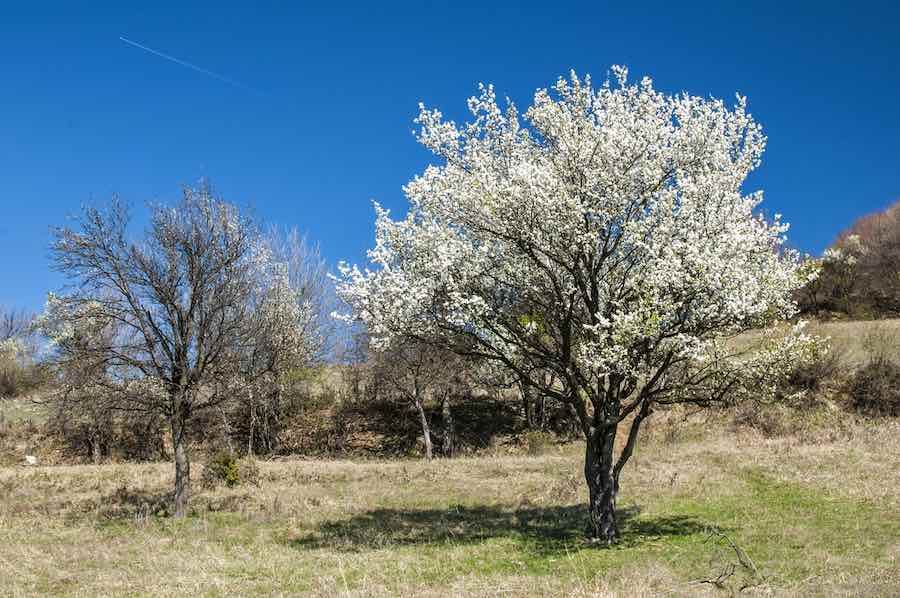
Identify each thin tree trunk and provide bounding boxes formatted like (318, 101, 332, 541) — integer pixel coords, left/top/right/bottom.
(414, 397, 433, 460)
(247, 388, 255, 456)
(91, 432, 103, 465)
(521, 383, 534, 428)
(584, 424, 618, 544)
(218, 407, 235, 455)
(171, 408, 191, 517)
(537, 372, 553, 430)
(91, 427, 102, 464)
(441, 392, 454, 457)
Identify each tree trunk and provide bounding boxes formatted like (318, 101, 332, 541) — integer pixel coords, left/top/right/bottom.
(247, 387, 255, 456)
(247, 408, 255, 456)
(522, 384, 535, 428)
(584, 425, 618, 544)
(218, 407, 235, 455)
(171, 410, 191, 517)
(414, 397, 433, 460)
(567, 403, 581, 438)
(90, 426, 103, 464)
(441, 393, 454, 457)
(537, 394, 547, 429)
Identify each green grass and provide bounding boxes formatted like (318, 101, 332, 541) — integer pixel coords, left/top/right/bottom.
(652, 468, 899, 586)
(1, 417, 898, 596)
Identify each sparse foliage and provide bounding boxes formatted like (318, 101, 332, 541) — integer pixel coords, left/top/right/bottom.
(371, 338, 469, 459)
(228, 226, 334, 456)
(39, 184, 316, 515)
(0, 307, 32, 343)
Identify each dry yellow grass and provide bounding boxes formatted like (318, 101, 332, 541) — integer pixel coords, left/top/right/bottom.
(1, 318, 898, 595)
(1, 412, 897, 597)
(806, 318, 900, 366)
(727, 317, 900, 364)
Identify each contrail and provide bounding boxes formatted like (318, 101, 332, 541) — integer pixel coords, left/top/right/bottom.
(119, 36, 258, 93)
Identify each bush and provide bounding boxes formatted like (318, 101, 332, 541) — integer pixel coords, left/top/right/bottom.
(201, 451, 260, 489)
(0, 351, 41, 398)
(44, 399, 167, 463)
(848, 360, 900, 417)
(846, 326, 900, 417)
(202, 451, 241, 488)
(788, 342, 845, 393)
(731, 403, 796, 437)
(0, 362, 20, 397)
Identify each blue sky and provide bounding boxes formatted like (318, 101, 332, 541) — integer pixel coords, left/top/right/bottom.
(1, 1, 898, 310)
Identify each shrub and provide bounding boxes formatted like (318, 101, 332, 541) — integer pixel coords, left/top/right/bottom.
(860, 325, 899, 364)
(846, 325, 900, 417)
(201, 451, 260, 488)
(731, 403, 795, 437)
(788, 342, 845, 393)
(0, 346, 40, 398)
(202, 451, 241, 488)
(0, 360, 20, 397)
(44, 399, 166, 463)
(848, 360, 900, 417)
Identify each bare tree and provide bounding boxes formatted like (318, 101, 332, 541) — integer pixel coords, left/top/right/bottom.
(0, 307, 32, 342)
(43, 184, 309, 515)
(265, 226, 337, 363)
(372, 339, 467, 460)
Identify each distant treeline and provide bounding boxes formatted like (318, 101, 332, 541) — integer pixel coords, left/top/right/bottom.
(800, 199, 900, 318)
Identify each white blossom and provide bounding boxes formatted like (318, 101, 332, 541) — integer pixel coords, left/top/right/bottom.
(337, 68, 814, 398)
(336, 68, 823, 542)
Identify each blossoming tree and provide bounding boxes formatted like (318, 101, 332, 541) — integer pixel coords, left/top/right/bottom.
(336, 68, 818, 543)
(0, 307, 34, 397)
(43, 185, 316, 516)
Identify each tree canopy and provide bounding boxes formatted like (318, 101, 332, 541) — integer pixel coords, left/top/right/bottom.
(336, 67, 817, 543)
(40, 186, 320, 514)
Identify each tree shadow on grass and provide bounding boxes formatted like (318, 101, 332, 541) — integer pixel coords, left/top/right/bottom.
(290, 503, 711, 556)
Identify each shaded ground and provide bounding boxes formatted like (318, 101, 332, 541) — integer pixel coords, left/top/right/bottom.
(294, 504, 708, 555)
(278, 393, 537, 458)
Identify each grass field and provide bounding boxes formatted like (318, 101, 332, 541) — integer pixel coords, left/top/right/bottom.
(1, 411, 897, 597)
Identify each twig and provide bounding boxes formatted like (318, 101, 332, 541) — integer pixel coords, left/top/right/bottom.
(690, 527, 765, 592)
